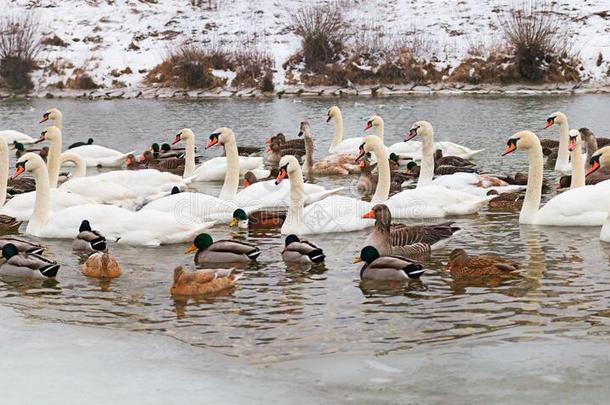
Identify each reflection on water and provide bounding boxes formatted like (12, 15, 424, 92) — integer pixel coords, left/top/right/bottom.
(0, 95, 609, 362)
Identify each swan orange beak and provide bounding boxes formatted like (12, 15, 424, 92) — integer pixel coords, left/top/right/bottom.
(361, 210, 375, 219)
(185, 244, 197, 254)
(586, 160, 600, 176)
(364, 122, 372, 131)
(39, 114, 49, 124)
(11, 164, 25, 179)
(502, 143, 517, 156)
(543, 120, 554, 129)
(275, 167, 287, 185)
(34, 132, 46, 144)
(171, 134, 181, 145)
(242, 179, 250, 188)
(205, 139, 218, 149)
(568, 137, 577, 152)
(404, 128, 418, 142)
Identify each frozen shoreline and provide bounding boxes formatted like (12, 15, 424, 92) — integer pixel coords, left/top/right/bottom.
(3, 304, 610, 404)
(3, 81, 610, 100)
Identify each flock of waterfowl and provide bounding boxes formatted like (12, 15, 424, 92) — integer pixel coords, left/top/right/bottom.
(0, 105, 609, 296)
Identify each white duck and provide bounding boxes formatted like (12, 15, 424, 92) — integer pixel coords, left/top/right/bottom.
(143, 128, 342, 222)
(380, 122, 490, 218)
(11, 153, 213, 245)
(327, 106, 365, 155)
(586, 147, 610, 241)
(369, 115, 484, 160)
(171, 128, 263, 181)
(39, 108, 133, 167)
(405, 121, 521, 196)
(503, 130, 610, 226)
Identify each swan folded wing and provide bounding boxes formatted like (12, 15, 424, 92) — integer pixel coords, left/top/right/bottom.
(537, 185, 610, 226)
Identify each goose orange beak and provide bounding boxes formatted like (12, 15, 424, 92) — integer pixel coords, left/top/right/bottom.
(185, 244, 197, 254)
(11, 165, 25, 179)
(361, 210, 375, 219)
(586, 160, 601, 176)
(502, 143, 517, 156)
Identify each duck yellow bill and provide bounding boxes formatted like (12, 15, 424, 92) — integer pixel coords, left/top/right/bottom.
(586, 160, 600, 176)
(353, 256, 362, 263)
(185, 244, 197, 254)
(502, 143, 516, 156)
(229, 218, 238, 227)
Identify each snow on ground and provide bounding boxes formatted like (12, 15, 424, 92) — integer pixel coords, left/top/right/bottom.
(2, 0, 609, 91)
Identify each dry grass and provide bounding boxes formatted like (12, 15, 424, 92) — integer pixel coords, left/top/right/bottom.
(66, 68, 99, 90)
(0, 13, 40, 91)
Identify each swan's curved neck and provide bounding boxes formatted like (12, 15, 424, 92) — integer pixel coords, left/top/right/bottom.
(330, 111, 344, 151)
(417, 133, 435, 188)
(47, 135, 63, 188)
(555, 120, 570, 172)
(370, 143, 390, 204)
(374, 121, 384, 141)
(219, 140, 240, 201)
(570, 141, 585, 189)
(29, 166, 51, 232)
(520, 142, 544, 224)
(0, 145, 7, 207)
(59, 151, 86, 177)
(286, 167, 305, 230)
(52, 116, 63, 131)
(183, 136, 196, 177)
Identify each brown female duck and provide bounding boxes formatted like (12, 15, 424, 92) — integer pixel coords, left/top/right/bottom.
(446, 248, 519, 277)
(171, 266, 243, 296)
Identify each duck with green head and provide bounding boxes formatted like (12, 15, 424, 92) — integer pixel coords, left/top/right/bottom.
(1, 243, 59, 278)
(282, 234, 325, 264)
(229, 208, 286, 230)
(353, 246, 424, 281)
(186, 233, 261, 264)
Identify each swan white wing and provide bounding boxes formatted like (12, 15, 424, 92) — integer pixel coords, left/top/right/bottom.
(536, 185, 610, 226)
(27, 203, 214, 245)
(386, 185, 488, 218)
(192, 157, 264, 181)
(94, 169, 185, 190)
(0, 130, 35, 144)
(141, 192, 242, 222)
(282, 195, 372, 235)
(388, 140, 422, 155)
(234, 180, 343, 208)
(0, 190, 94, 220)
(329, 137, 364, 155)
(59, 178, 138, 205)
(69, 145, 131, 167)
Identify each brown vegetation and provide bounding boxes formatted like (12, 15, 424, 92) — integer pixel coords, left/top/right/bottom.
(0, 13, 40, 91)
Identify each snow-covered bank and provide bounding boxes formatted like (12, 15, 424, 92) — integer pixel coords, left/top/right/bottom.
(0, 0, 609, 95)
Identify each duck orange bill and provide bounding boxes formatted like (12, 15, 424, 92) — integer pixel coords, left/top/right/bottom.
(275, 169, 287, 185)
(361, 210, 375, 219)
(205, 139, 218, 149)
(502, 143, 517, 156)
(586, 160, 600, 176)
(11, 165, 25, 179)
(543, 121, 554, 129)
(568, 137, 577, 152)
(171, 134, 181, 145)
(364, 122, 372, 131)
(185, 244, 197, 254)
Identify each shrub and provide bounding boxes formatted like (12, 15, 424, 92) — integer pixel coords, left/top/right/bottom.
(499, 0, 578, 82)
(66, 69, 100, 90)
(291, 5, 345, 72)
(231, 48, 273, 88)
(260, 69, 274, 92)
(0, 13, 40, 91)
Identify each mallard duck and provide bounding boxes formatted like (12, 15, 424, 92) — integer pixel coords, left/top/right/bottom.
(0, 237, 45, 254)
(446, 248, 519, 277)
(486, 190, 524, 211)
(229, 208, 286, 229)
(0, 215, 21, 235)
(81, 252, 121, 278)
(281, 234, 325, 263)
(186, 233, 261, 264)
(72, 220, 107, 253)
(354, 246, 424, 281)
(68, 138, 94, 149)
(0, 243, 59, 278)
(140, 150, 185, 175)
(171, 266, 243, 296)
(434, 149, 475, 167)
(362, 204, 459, 258)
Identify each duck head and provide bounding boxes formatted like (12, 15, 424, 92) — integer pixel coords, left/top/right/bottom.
(185, 233, 213, 254)
(230, 209, 248, 228)
(353, 246, 380, 264)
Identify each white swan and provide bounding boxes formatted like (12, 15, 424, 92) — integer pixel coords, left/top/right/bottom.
(0, 130, 34, 144)
(275, 155, 372, 235)
(383, 122, 489, 218)
(544, 111, 571, 173)
(143, 128, 342, 222)
(366, 115, 484, 160)
(39, 108, 132, 167)
(11, 153, 213, 245)
(503, 130, 610, 226)
(59, 152, 87, 178)
(568, 129, 585, 189)
(586, 147, 610, 241)
(327, 106, 365, 154)
(171, 128, 263, 181)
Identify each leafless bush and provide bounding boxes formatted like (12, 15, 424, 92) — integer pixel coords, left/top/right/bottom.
(66, 68, 100, 90)
(0, 13, 40, 90)
(292, 4, 346, 72)
(499, 0, 576, 82)
(231, 47, 273, 89)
